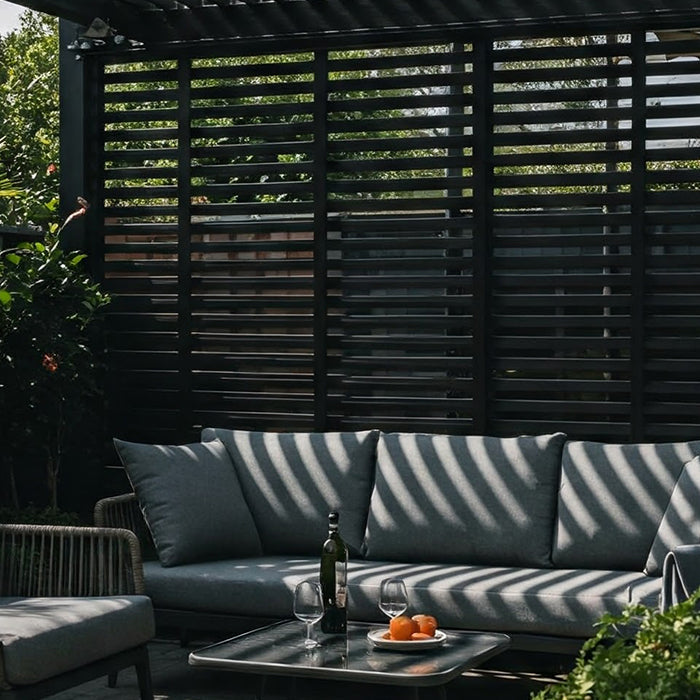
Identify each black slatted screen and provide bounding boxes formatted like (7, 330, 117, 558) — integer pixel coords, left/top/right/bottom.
(91, 28, 700, 444)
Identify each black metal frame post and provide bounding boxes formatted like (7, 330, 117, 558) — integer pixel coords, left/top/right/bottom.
(471, 38, 494, 435)
(177, 58, 194, 437)
(58, 19, 87, 252)
(313, 49, 329, 431)
(629, 30, 648, 442)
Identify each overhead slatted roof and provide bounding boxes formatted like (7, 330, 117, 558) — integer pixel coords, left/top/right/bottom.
(7, 0, 700, 47)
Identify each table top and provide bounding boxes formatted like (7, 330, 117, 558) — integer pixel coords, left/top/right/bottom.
(188, 621, 510, 687)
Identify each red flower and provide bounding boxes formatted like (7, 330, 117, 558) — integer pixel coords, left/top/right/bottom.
(46, 163, 57, 175)
(42, 353, 59, 372)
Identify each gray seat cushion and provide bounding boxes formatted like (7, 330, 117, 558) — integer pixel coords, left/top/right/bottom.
(627, 575, 663, 609)
(0, 596, 154, 686)
(553, 439, 700, 571)
(143, 557, 658, 639)
(143, 557, 317, 619)
(645, 456, 700, 576)
(201, 428, 379, 556)
(363, 432, 567, 567)
(114, 437, 262, 566)
(346, 561, 661, 638)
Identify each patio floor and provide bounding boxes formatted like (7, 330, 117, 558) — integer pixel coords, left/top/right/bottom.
(49, 633, 571, 699)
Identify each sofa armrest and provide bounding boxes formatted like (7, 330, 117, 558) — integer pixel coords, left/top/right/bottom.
(94, 492, 140, 529)
(661, 544, 700, 611)
(0, 524, 146, 597)
(94, 492, 154, 556)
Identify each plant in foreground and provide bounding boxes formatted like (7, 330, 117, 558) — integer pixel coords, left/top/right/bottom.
(532, 590, 700, 699)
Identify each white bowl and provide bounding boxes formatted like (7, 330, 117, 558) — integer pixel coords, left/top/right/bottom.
(366, 628, 447, 651)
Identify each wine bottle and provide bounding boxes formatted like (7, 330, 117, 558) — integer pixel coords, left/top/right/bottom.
(319, 511, 348, 634)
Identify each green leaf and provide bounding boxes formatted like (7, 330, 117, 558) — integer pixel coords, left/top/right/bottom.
(69, 254, 87, 266)
(537, 590, 700, 698)
(5, 253, 21, 265)
(0, 289, 11, 306)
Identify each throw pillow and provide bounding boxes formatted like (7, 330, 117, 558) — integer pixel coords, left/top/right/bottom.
(201, 428, 379, 556)
(113, 437, 262, 567)
(552, 439, 700, 571)
(644, 455, 700, 576)
(364, 431, 567, 567)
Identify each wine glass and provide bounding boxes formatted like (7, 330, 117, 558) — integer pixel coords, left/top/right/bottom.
(379, 577, 408, 620)
(293, 580, 324, 649)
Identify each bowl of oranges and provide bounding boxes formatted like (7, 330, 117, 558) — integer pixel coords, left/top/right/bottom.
(367, 614, 446, 650)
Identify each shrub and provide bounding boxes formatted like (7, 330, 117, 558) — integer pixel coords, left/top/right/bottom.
(0, 505, 82, 526)
(0, 205, 110, 510)
(532, 591, 700, 699)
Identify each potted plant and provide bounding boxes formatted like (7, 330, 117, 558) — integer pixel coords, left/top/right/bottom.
(532, 591, 700, 699)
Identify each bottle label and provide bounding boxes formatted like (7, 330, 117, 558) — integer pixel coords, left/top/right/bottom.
(335, 561, 346, 607)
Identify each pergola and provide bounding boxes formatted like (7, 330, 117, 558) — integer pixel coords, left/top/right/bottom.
(6, 0, 700, 456)
(8, 0, 700, 46)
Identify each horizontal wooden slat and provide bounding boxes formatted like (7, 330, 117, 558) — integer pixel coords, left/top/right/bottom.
(94, 30, 700, 445)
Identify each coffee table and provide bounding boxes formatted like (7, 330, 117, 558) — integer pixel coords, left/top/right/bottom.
(188, 620, 510, 699)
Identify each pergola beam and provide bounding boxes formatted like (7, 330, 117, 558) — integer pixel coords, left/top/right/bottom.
(7, 0, 700, 46)
(124, 0, 700, 46)
(9, 0, 143, 29)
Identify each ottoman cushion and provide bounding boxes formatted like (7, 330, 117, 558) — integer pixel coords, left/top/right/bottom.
(0, 596, 154, 686)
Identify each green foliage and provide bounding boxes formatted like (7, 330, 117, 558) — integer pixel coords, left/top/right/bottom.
(532, 591, 700, 699)
(0, 223, 110, 510)
(0, 504, 82, 526)
(103, 46, 456, 218)
(0, 12, 59, 227)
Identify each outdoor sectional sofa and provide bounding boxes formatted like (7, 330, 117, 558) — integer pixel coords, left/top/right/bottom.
(95, 429, 700, 653)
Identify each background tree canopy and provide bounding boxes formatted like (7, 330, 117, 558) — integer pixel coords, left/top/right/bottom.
(0, 12, 59, 228)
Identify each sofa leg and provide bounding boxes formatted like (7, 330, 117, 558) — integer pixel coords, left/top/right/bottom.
(409, 686, 447, 700)
(135, 645, 154, 700)
(256, 674, 268, 700)
(108, 670, 118, 687)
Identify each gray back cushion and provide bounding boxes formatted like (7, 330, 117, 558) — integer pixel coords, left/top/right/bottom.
(645, 456, 700, 576)
(114, 438, 262, 567)
(553, 439, 700, 571)
(363, 432, 567, 567)
(202, 428, 379, 556)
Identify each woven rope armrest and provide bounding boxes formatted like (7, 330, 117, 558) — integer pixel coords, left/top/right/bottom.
(94, 492, 154, 556)
(0, 524, 146, 597)
(94, 492, 140, 529)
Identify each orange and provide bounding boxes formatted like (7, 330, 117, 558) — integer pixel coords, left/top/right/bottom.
(411, 614, 438, 637)
(411, 632, 434, 640)
(389, 615, 419, 641)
